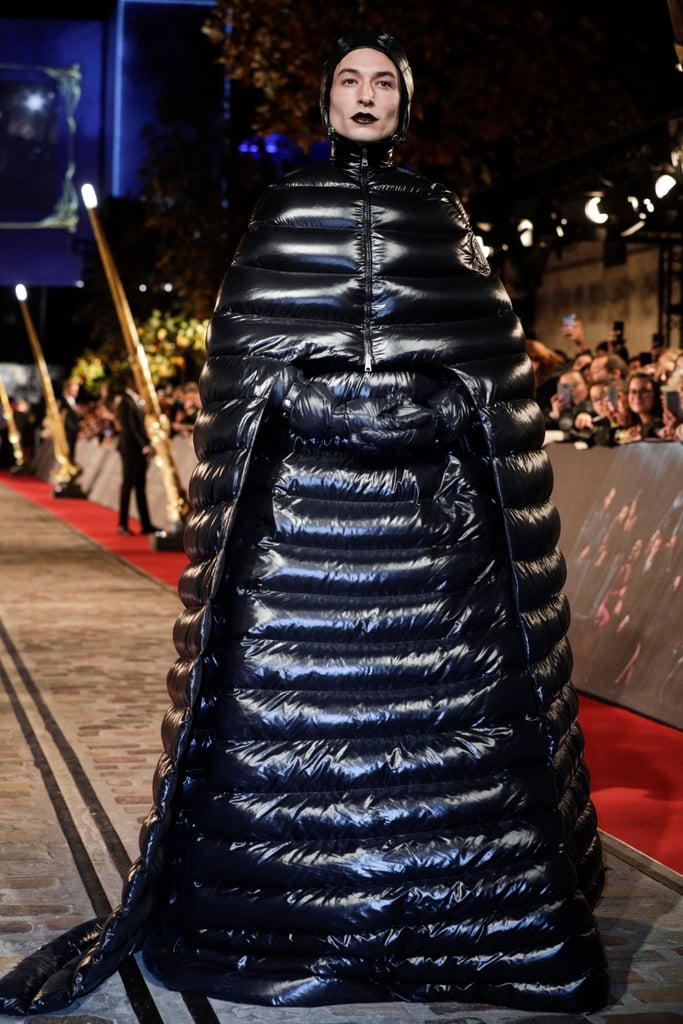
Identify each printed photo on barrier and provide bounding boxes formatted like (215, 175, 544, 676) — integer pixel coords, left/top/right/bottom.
(550, 442, 683, 731)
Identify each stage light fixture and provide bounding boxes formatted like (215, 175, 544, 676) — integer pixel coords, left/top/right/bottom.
(655, 172, 677, 198)
(585, 195, 608, 224)
(518, 218, 534, 247)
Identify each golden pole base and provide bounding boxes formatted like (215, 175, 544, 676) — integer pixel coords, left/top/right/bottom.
(148, 521, 186, 552)
(51, 458, 86, 498)
(52, 479, 87, 499)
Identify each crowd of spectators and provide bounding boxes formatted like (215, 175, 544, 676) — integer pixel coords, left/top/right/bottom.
(528, 317, 683, 447)
(3, 321, 683, 471)
(0, 380, 202, 470)
(77, 380, 202, 446)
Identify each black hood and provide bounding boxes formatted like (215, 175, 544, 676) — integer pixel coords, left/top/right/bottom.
(320, 30, 414, 146)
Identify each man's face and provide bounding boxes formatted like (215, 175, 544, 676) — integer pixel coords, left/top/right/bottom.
(590, 355, 608, 380)
(573, 353, 592, 375)
(329, 48, 400, 143)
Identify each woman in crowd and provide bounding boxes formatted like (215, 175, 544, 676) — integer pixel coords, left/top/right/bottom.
(573, 378, 628, 447)
(616, 370, 664, 442)
(546, 367, 596, 437)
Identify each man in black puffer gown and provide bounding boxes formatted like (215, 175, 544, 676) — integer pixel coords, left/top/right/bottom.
(0, 29, 609, 1016)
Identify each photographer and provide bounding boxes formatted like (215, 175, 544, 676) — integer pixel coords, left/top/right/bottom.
(547, 368, 595, 437)
(572, 379, 627, 446)
(560, 313, 592, 356)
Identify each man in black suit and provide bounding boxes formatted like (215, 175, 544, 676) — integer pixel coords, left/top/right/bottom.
(59, 377, 82, 462)
(115, 376, 159, 535)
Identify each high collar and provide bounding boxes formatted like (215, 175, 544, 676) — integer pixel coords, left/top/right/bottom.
(329, 134, 395, 171)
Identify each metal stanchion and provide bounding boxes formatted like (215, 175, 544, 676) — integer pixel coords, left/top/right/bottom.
(14, 285, 85, 497)
(0, 371, 28, 474)
(80, 184, 189, 550)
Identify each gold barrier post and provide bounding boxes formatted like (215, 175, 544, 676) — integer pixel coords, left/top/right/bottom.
(0, 372, 26, 472)
(14, 285, 84, 497)
(80, 184, 189, 549)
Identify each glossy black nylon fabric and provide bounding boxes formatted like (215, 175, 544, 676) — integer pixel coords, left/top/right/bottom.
(0, 145, 608, 1016)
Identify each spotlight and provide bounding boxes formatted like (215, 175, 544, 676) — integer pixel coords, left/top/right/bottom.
(584, 188, 646, 234)
(518, 218, 534, 247)
(585, 195, 608, 224)
(655, 172, 677, 198)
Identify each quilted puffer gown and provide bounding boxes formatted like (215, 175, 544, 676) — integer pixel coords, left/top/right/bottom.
(140, 148, 608, 1014)
(0, 51, 608, 1020)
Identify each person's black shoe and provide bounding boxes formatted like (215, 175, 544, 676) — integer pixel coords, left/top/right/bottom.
(140, 525, 162, 535)
(118, 526, 133, 535)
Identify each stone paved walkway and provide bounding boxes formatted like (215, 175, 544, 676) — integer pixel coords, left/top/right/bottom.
(0, 481, 681, 1023)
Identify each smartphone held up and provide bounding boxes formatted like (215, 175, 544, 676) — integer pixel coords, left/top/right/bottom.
(558, 381, 573, 409)
(665, 389, 682, 420)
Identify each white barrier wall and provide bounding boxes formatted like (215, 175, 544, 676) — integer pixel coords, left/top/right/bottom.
(548, 441, 683, 731)
(31, 435, 199, 523)
(33, 436, 683, 731)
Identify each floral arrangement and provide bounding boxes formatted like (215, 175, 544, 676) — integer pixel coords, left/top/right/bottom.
(70, 309, 208, 396)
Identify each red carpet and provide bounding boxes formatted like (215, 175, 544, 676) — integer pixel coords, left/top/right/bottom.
(579, 694, 682, 874)
(0, 469, 186, 587)
(2, 468, 681, 876)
